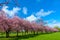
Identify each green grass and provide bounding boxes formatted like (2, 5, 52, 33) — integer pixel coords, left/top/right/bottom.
(0, 32, 60, 40)
(23, 32, 60, 40)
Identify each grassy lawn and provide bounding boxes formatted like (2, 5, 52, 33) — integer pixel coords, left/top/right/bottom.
(23, 32, 60, 40)
(0, 32, 60, 40)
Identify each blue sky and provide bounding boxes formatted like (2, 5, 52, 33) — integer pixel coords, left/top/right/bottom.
(0, 0, 60, 27)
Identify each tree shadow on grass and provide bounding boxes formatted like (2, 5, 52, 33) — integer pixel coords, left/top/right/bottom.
(13, 34, 39, 40)
(0, 33, 40, 40)
(0, 32, 57, 40)
(10, 33, 39, 40)
(10, 32, 54, 40)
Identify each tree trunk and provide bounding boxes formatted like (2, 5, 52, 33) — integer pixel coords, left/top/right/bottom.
(22, 31, 23, 36)
(33, 31, 35, 35)
(17, 31, 18, 37)
(6, 31, 9, 38)
(25, 31, 26, 35)
(37, 31, 38, 34)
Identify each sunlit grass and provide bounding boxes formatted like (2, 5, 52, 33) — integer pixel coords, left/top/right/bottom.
(24, 32, 60, 40)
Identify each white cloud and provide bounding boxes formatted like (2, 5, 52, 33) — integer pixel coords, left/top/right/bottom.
(45, 20, 60, 27)
(22, 7, 27, 14)
(45, 20, 57, 24)
(36, 9, 54, 17)
(52, 20, 57, 24)
(2, 6, 21, 17)
(25, 15, 37, 22)
(25, 9, 54, 22)
(48, 23, 60, 28)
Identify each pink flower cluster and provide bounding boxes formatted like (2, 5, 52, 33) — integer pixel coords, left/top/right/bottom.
(0, 10, 59, 33)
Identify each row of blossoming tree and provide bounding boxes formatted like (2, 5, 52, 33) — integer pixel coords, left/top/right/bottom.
(0, 10, 59, 38)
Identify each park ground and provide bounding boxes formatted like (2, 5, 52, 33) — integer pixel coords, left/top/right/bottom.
(0, 32, 60, 40)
